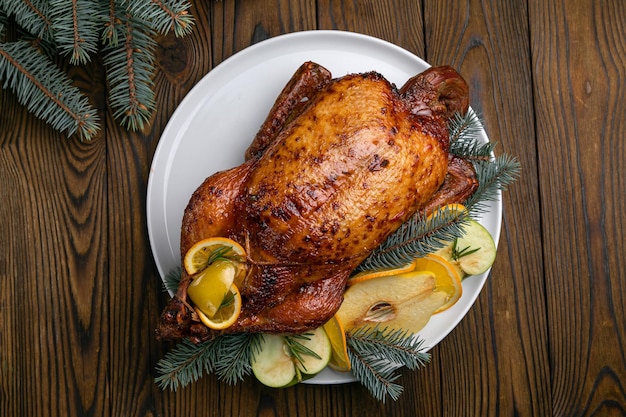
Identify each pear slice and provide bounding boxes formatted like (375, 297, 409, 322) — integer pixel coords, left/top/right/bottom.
(336, 271, 448, 333)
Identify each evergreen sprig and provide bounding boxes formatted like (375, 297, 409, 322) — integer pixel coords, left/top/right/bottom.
(48, 0, 102, 64)
(127, 0, 194, 37)
(155, 332, 260, 390)
(0, 0, 52, 40)
(0, 39, 100, 139)
(103, 11, 157, 131)
(162, 266, 181, 293)
(347, 326, 430, 402)
(0, 0, 195, 139)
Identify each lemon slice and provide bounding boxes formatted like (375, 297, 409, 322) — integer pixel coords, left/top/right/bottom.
(322, 315, 351, 372)
(184, 237, 246, 276)
(413, 254, 463, 313)
(187, 260, 237, 318)
(194, 284, 242, 330)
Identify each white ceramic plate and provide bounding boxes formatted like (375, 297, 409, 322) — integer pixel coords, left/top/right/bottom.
(147, 30, 501, 384)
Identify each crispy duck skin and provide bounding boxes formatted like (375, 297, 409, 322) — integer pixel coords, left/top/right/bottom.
(156, 62, 477, 343)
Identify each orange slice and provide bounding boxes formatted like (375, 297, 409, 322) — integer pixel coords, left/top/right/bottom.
(194, 284, 242, 330)
(322, 315, 351, 372)
(348, 262, 415, 286)
(183, 237, 246, 276)
(413, 254, 463, 313)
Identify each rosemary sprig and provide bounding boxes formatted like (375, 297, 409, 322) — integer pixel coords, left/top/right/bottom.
(206, 245, 246, 265)
(451, 238, 480, 261)
(283, 333, 321, 374)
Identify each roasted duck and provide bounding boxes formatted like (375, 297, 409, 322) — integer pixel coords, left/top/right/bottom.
(157, 62, 477, 343)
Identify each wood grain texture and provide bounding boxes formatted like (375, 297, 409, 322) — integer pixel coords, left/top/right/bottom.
(0, 65, 108, 416)
(529, 0, 626, 416)
(2, 0, 626, 416)
(425, 1, 551, 416)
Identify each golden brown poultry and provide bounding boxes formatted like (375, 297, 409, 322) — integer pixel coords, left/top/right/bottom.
(156, 62, 477, 343)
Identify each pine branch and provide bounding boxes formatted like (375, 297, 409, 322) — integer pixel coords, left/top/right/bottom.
(348, 326, 430, 370)
(357, 205, 469, 271)
(465, 153, 521, 217)
(162, 266, 181, 293)
(155, 338, 218, 391)
(346, 326, 430, 402)
(155, 333, 259, 390)
(48, 0, 103, 64)
(127, 0, 194, 37)
(102, 0, 123, 47)
(0, 10, 7, 39)
(213, 333, 259, 384)
(0, 0, 52, 40)
(0, 39, 100, 139)
(103, 12, 156, 131)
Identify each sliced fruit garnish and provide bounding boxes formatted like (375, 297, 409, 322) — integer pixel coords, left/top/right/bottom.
(183, 237, 246, 276)
(187, 260, 237, 318)
(336, 270, 447, 333)
(413, 254, 463, 313)
(434, 219, 497, 276)
(251, 327, 331, 388)
(322, 315, 351, 372)
(348, 262, 415, 286)
(194, 284, 242, 330)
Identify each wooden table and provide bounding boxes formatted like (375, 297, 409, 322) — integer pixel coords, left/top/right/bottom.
(2, 1, 625, 416)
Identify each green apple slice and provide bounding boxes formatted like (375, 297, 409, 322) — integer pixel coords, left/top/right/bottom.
(251, 327, 331, 388)
(436, 219, 496, 276)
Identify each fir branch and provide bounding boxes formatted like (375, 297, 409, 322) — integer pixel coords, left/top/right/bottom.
(0, 39, 100, 139)
(0, 0, 52, 40)
(102, 0, 124, 47)
(346, 326, 430, 402)
(155, 338, 218, 391)
(0, 10, 7, 39)
(103, 12, 156, 131)
(155, 333, 259, 390)
(48, 0, 103, 64)
(356, 205, 469, 271)
(348, 350, 404, 403)
(448, 108, 485, 145)
(162, 266, 181, 293)
(213, 333, 259, 384)
(127, 0, 194, 37)
(348, 326, 430, 370)
(465, 154, 521, 217)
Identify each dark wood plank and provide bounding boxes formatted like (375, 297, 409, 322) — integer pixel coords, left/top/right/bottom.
(0, 66, 108, 416)
(102, 1, 221, 416)
(212, 0, 317, 64)
(317, 0, 425, 58)
(529, 0, 626, 415)
(424, 1, 550, 416)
